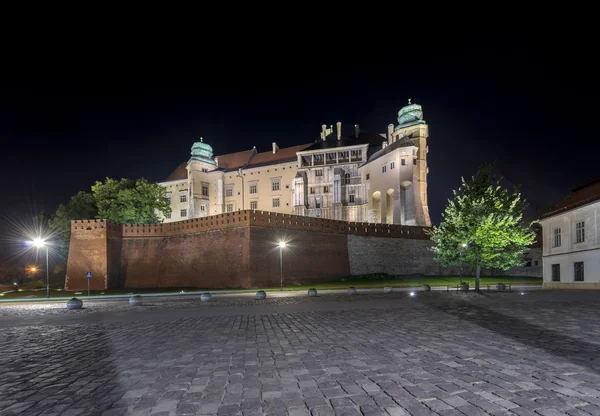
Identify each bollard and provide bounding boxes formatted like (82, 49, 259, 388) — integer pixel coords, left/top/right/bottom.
(383, 286, 393, 294)
(129, 295, 143, 306)
(255, 290, 267, 300)
(497, 283, 506, 291)
(308, 288, 317, 297)
(201, 292, 212, 302)
(348, 287, 357, 295)
(422, 285, 431, 292)
(67, 298, 83, 310)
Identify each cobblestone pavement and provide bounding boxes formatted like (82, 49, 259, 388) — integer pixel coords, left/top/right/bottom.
(1, 290, 599, 416)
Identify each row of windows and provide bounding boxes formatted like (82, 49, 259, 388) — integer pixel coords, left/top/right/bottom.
(551, 262, 585, 281)
(381, 158, 416, 173)
(552, 221, 585, 247)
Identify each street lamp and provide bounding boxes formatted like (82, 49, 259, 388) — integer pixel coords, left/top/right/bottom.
(459, 243, 468, 283)
(278, 241, 286, 291)
(27, 238, 49, 299)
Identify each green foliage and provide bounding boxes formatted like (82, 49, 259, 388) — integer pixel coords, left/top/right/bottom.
(428, 164, 537, 289)
(91, 177, 171, 224)
(48, 191, 98, 257)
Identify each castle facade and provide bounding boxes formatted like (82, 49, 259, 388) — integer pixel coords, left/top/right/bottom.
(159, 101, 431, 227)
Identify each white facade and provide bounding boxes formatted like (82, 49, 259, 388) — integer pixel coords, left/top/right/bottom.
(541, 200, 600, 288)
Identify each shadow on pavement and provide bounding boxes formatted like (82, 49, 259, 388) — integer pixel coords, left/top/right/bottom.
(425, 296, 600, 374)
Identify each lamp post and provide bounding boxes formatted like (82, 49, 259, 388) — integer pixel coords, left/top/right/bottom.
(459, 243, 467, 283)
(28, 239, 49, 299)
(278, 241, 286, 291)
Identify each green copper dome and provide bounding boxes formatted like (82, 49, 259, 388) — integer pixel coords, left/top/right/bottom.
(395, 99, 426, 130)
(190, 137, 216, 165)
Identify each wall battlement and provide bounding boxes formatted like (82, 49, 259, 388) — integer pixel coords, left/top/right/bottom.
(70, 210, 431, 239)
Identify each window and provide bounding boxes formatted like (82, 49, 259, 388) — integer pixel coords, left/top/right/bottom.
(310, 187, 315, 194)
(272, 179, 280, 191)
(390, 162, 395, 169)
(315, 199, 321, 208)
(180, 191, 187, 203)
(200, 205, 206, 212)
(401, 158, 407, 166)
(202, 168, 208, 172)
(165, 211, 171, 219)
(180, 209, 187, 217)
(413, 158, 417, 165)
(349, 194, 355, 203)
(576, 221, 585, 243)
(551, 264, 560, 281)
(202, 185, 209, 197)
(345, 173, 351, 184)
(250, 200, 258, 210)
(324, 186, 329, 193)
(165, 192, 172, 202)
(272, 198, 280, 208)
(249, 183, 257, 194)
(534, 260, 539, 266)
(366, 173, 370, 180)
(553, 228, 561, 247)
(382, 166, 387, 173)
(225, 185, 233, 197)
(315, 169, 323, 177)
(226, 204, 233, 213)
(574, 261, 584, 281)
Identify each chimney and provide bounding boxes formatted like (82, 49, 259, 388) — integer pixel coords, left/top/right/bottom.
(382, 141, 388, 148)
(336, 121, 342, 140)
(321, 124, 327, 141)
(354, 124, 360, 137)
(272, 142, 279, 154)
(387, 124, 394, 143)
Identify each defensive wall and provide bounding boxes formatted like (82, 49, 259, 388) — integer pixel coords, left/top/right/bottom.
(65, 210, 540, 290)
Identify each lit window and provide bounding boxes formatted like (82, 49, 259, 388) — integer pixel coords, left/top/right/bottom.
(272, 198, 280, 208)
(226, 185, 233, 197)
(349, 194, 355, 203)
(202, 185, 209, 197)
(250, 200, 258, 210)
(576, 221, 585, 243)
(310, 187, 315, 194)
(249, 184, 257, 194)
(226, 204, 233, 212)
(272, 179, 280, 191)
(390, 162, 395, 169)
(345, 173, 351, 184)
(324, 186, 329, 193)
(180, 191, 187, 203)
(551, 264, 560, 281)
(315, 169, 323, 177)
(180, 209, 187, 217)
(574, 261, 584, 281)
(553, 228, 561, 247)
(401, 159, 407, 166)
(315, 199, 321, 209)
(382, 166, 387, 173)
(366, 173, 370, 180)
(200, 205, 206, 212)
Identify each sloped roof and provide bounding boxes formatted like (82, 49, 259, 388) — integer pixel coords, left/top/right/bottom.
(362, 135, 417, 166)
(303, 131, 386, 157)
(542, 176, 600, 219)
(164, 162, 187, 182)
(215, 149, 255, 171)
(245, 143, 313, 169)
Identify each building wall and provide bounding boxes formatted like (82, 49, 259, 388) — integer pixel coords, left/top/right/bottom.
(541, 201, 600, 288)
(159, 179, 188, 222)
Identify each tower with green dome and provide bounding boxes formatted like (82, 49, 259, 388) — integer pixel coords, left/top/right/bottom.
(187, 137, 217, 219)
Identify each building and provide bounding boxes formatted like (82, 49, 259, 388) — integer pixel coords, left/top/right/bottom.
(540, 176, 600, 289)
(159, 101, 431, 226)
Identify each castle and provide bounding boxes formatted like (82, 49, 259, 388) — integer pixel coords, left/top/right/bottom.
(159, 100, 431, 227)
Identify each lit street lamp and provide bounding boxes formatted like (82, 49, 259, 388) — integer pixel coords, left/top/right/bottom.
(278, 241, 286, 291)
(26, 238, 49, 299)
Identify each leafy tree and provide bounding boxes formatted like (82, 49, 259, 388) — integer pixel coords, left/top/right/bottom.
(428, 164, 537, 292)
(47, 191, 98, 257)
(92, 177, 171, 224)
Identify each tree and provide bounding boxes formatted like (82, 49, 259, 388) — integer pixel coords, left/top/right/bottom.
(428, 164, 537, 292)
(47, 191, 98, 258)
(92, 177, 171, 224)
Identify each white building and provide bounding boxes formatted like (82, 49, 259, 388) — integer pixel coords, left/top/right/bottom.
(540, 176, 600, 289)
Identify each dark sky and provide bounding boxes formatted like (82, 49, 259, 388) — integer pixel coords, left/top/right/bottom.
(1, 29, 597, 239)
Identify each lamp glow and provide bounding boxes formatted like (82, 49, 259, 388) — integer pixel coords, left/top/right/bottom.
(461, 243, 468, 248)
(32, 238, 46, 248)
(409, 292, 415, 297)
(279, 241, 287, 248)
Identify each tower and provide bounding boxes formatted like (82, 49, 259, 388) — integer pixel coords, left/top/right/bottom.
(187, 138, 217, 218)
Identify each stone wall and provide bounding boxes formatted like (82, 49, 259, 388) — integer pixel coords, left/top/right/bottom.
(65, 210, 540, 290)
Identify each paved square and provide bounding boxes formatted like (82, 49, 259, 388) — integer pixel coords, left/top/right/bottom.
(1, 290, 600, 415)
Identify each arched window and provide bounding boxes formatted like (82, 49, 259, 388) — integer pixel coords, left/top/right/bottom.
(344, 172, 351, 185)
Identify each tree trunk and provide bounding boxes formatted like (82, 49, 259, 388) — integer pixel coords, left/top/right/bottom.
(475, 254, 481, 293)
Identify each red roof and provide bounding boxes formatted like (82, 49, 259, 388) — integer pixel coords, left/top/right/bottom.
(245, 143, 313, 169)
(164, 162, 187, 181)
(214, 149, 255, 171)
(543, 176, 600, 218)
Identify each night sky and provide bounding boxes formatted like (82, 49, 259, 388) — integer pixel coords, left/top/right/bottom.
(1, 30, 597, 247)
